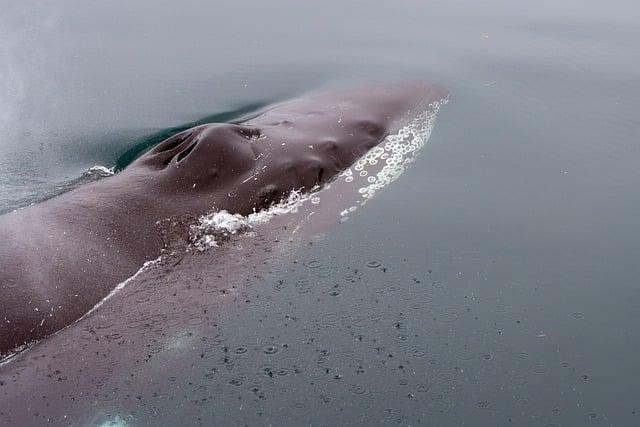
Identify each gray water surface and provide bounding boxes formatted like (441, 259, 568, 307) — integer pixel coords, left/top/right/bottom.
(1, 0, 639, 425)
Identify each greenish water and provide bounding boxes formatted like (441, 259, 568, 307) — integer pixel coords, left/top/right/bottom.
(1, 0, 639, 425)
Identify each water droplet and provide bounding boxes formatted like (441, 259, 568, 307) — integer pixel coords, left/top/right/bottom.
(366, 260, 382, 268)
(349, 385, 367, 395)
(320, 312, 339, 325)
(426, 400, 450, 414)
(416, 384, 430, 393)
(304, 260, 322, 268)
(262, 345, 280, 355)
(532, 363, 548, 374)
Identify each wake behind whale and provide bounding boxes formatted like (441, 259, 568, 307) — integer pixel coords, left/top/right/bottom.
(0, 82, 448, 359)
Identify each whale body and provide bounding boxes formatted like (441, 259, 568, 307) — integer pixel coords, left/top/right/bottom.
(0, 82, 448, 357)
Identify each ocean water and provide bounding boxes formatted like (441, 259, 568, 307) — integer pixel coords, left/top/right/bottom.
(1, 0, 639, 425)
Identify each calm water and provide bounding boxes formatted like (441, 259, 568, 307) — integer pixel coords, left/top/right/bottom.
(1, 0, 639, 425)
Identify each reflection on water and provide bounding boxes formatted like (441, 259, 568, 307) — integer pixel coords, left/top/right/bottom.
(1, 0, 639, 425)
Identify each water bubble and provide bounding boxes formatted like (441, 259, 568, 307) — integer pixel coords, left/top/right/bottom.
(211, 333, 228, 344)
(570, 312, 585, 320)
(365, 260, 382, 268)
(426, 400, 450, 415)
(234, 346, 248, 354)
(588, 413, 601, 421)
(320, 312, 340, 325)
(416, 384, 431, 393)
(314, 267, 332, 278)
(258, 365, 276, 377)
(476, 401, 492, 409)
(531, 363, 548, 374)
(349, 385, 367, 395)
(412, 349, 427, 357)
(455, 349, 475, 361)
(352, 317, 369, 327)
(262, 345, 280, 355)
(273, 281, 286, 291)
(295, 278, 312, 293)
(304, 260, 322, 269)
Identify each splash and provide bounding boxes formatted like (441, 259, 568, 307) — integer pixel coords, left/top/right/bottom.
(190, 189, 312, 250)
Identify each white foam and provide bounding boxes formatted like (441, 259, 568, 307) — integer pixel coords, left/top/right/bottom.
(190, 189, 312, 250)
(84, 165, 115, 177)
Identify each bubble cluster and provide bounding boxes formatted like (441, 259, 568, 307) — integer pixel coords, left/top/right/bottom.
(339, 98, 447, 210)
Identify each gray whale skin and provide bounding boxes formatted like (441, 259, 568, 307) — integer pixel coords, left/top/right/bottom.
(0, 82, 447, 357)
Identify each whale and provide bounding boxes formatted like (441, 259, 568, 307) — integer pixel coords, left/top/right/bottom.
(0, 82, 448, 357)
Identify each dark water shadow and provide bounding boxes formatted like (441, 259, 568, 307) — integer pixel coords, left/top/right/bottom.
(113, 102, 271, 172)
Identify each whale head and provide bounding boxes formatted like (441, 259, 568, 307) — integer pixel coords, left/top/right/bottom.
(130, 82, 448, 214)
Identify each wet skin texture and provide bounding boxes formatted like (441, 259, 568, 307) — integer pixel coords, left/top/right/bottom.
(0, 82, 447, 357)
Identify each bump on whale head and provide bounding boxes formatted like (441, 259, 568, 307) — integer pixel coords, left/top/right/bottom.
(129, 82, 448, 212)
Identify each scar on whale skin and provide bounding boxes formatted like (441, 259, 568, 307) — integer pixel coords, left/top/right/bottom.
(0, 82, 448, 357)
